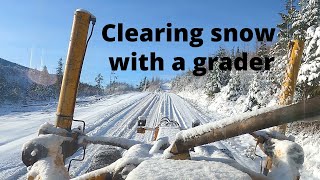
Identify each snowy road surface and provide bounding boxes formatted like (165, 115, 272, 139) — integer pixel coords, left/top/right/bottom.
(0, 92, 263, 179)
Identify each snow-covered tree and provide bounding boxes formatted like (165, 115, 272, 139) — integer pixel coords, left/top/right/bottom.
(225, 71, 242, 101)
(138, 77, 150, 91)
(216, 47, 231, 86)
(292, 0, 320, 39)
(270, 0, 298, 86)
(235, 47, 241, 57)
(243, 73, 262, 112)
(297, 26, 320, 97)
(205, 62, 222, 96)
(205, 47, 231, 96)
(293, 0, 320, 98)
(257, 40, 268, 58)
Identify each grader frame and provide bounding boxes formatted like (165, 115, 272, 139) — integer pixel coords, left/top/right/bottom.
(21, 9, 318, 180)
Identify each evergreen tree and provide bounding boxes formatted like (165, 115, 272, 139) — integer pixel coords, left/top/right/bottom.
(257, 40, 268, 58)
(294, 0, 320, 98)
(95, 73, 104, 94)
(225, 71, 242, 101)
(205, 62, 222, 96)
(141, 77, 149, 91)
(243, 73, 262, 112)
(56, 58, 63, 97)
(218, 47, 231, 86)
(256, 39, 270, 71)
(293, 0, 320, 39)
(269, 0, 298, 88)
(297, 26, 320, 97)
(205, 46, 231, 96)
(138, 77, 146, 91)
(235, 47, 241, 57)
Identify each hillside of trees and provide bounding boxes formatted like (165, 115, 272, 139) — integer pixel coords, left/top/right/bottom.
(0, 58, 136, 104)
(136, 76, 163, 92)
(172, 0, 320, 114)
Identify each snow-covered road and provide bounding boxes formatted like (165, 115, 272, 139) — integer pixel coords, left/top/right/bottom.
(0, 92, 262, 179)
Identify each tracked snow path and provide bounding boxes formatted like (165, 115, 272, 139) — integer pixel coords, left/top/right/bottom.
(0, 92, 149, 180)
(0, 91, 261, 179)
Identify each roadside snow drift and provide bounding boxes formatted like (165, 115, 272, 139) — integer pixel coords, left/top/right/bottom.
(126, 159, 251, 180)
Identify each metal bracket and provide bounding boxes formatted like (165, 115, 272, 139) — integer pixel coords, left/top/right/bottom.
(68, 146, 86, 171)
(73, 119, 86, 133)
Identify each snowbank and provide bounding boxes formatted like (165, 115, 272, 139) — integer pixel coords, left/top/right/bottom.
(126, 159, 251, 180)
(267, 139, 304, 180)
(177, 89, 320, 179)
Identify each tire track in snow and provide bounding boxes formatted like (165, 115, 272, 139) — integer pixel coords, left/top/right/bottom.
(0, 93, 149, 180)
(171, 93, 263, 173)
(69, 93, 158, 176)
(3, 91, 260, 179)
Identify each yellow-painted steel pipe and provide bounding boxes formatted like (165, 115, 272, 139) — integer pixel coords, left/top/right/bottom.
(277, 40, 304, 134)
(265, 40, 304, 176)
(56, 9, 94, 130)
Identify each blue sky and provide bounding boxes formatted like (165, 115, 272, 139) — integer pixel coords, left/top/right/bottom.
(0, 0, 283, 86)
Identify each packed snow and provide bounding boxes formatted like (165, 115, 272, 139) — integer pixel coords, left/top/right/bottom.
(0, 92, 149, 179)
(127, 159, 251, 180)
(0, 87, 318, 179)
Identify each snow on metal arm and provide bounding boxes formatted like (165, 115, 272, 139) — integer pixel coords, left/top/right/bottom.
(169, 95, 320, 155)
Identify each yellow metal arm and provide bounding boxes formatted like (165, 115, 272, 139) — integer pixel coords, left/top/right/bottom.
(277, 40, 304, 134)
(56, 9, 94, 130)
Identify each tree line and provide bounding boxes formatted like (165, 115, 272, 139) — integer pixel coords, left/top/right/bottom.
(0, 58, 136, 104)
(172, 0, 320, 112)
